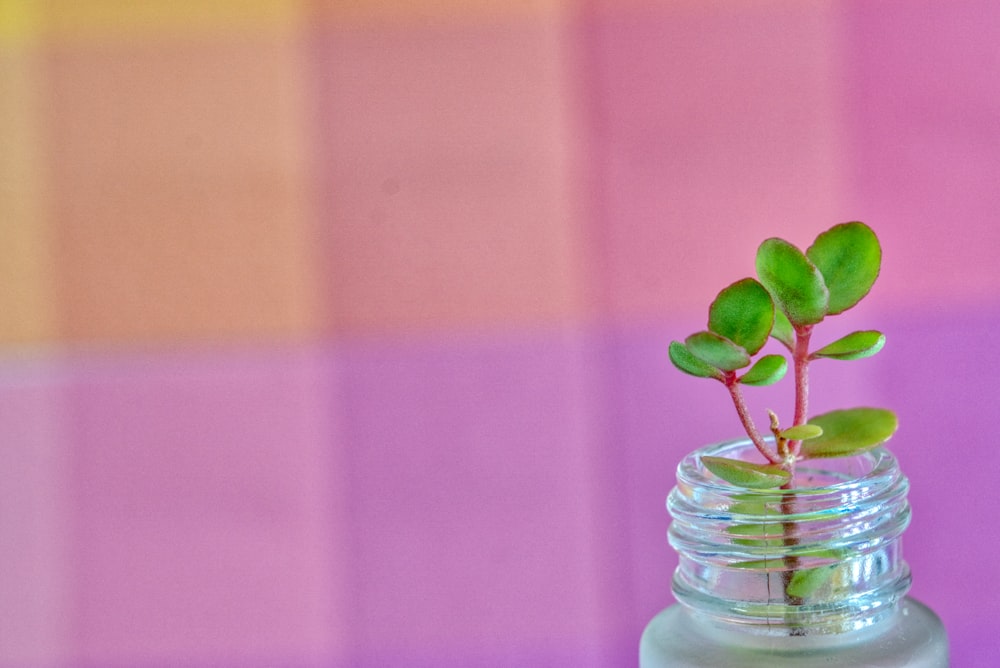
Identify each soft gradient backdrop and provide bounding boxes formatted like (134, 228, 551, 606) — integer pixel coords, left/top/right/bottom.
(1, 1, 997, 665)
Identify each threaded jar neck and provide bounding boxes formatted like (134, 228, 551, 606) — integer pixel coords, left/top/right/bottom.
(668, 439, 911, 636)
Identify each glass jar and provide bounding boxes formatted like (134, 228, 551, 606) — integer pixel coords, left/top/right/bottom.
(639, 439, 948, 667)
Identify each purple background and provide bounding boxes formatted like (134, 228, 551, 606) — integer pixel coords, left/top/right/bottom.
(2, 1, 998, 665)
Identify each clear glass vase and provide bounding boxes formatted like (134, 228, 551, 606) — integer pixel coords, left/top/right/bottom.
(639, 439, 948, 667)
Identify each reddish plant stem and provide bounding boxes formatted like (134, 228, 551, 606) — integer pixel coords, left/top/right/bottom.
(780, 492, 805, 630)
(725, 374, 782, 465)
(780, 325, 814, 624)
(720, 325, 816, 620)
(788, 325, 813, 458)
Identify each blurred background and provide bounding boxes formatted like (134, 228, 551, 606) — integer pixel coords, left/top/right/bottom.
(2, 0, 998, 665)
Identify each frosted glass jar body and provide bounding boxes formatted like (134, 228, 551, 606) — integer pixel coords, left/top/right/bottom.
(641, 597, 947, 667)
(639, 439, 948, 667)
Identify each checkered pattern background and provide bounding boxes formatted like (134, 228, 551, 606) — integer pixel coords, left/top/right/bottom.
(2, 1, 998, 665)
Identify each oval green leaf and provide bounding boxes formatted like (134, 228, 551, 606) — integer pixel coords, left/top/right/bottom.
(771, 308, 795, 350)
(668, 340, 723, 379)
(738, 354, 787, 386)
(806, 221, 881, 316)
(780, 423, 823, 441)
(701, 456, 791, 489)
(787, 565, 835, 599)
(796, 547, 847, 560)
(685, 331, 751, 372)
(811, 330, 886, 361)
(756, 238, 829, 327)
(708, 278, 774, 356)
(729, 492, 784, 515)
(799, 407, 899, 459)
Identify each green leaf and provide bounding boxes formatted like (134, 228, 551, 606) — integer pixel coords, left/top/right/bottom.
(729, 492, 784, 516)
(780, 424, 823, 441)
(708, 278, 774, 356)
(738, 355, 787, 386)
(685, 331, 751, 372)
(756, 238, 829, 327)
(799, 407, 899, 459)
(668, 341, 723, 379)
(701, 456, 791, 489)
(806, 221, 882, 316)
(771, 308, 795, 349)
(811, 330, 886, 360)
(787, 565, 835, 598)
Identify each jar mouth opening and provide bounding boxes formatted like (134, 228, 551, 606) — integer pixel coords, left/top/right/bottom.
(676, 438, 900, 505)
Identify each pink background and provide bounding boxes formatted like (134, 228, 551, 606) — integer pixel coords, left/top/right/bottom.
(1, 1, 997, 665)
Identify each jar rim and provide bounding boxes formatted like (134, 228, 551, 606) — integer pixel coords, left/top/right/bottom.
(675, 438, 902, 509)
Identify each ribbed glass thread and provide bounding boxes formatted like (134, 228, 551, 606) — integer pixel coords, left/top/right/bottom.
(668, 439, 912, 636)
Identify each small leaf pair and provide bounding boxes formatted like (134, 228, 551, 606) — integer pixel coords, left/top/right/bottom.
(756, 222, 881, 328)
(668, 278, 787, 386)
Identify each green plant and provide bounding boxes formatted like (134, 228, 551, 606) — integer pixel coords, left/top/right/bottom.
(668, 221, 899, 616)
(668, 220, 898, 486)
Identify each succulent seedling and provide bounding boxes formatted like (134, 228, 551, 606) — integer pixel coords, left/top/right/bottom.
(668, 221, 898, 488)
